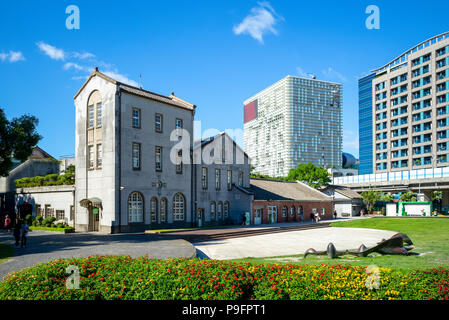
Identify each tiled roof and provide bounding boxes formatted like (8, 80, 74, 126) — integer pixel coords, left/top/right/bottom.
(74, 69, 195, 111)
(330, 186, 362, 199)
(249, 179, 332, 202)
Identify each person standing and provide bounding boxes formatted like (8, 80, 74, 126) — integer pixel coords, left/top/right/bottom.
(299, 211, 304, 223)
(314, 211, 319, 223)
(4, 214, 11, 232)
(333, 210, 338, 219)
(13, 218, 22, 248)
(309, 212, 314, 222)
(21, 220, 30, 248)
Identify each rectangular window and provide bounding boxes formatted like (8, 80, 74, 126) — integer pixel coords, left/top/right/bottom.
(132, 142, 141, 170)
(56, 210, 65, 220)
(35, 204, 41, 217)
(175, 118, 183, 129)
(155, 114, 163, 132)
(70, 205, 74, 221)
(96, 144, 102, 168)
(88, 145, 94, 169)
(238, 171, 243, 187)
(155, 146, 162, 171)
(132, 108, 141, 128)
(176, 150, 182, 174)
(227, 170, 232, 190)
(215, 169, 221, 190)
(201, 167, 208, 189)
(88, 105, 94, 128)
(96, 103, 102, 127)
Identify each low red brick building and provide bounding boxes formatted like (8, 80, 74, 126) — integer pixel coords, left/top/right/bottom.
(249, 178, 334, 224)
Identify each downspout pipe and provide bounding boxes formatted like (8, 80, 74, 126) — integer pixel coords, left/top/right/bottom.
(117, 89, 122, 233)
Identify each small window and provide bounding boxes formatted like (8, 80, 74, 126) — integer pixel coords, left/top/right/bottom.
(155, 114, 163, 132)
(282, 206, 287, 217)
(96, 144, 102, 168)
(290, 206, 296, 217)
(175, 118, 183, 129)
(132, 142, 141, 170)
(155, 146, 162, 171)
(176, 150, 182, 174)
(96, 103, 102, 127)
(70, 205, 74, 221)
(160, 198, 167, 223)
(227, 170, 232, 190)
(224, 201, 229, 218)
(132, 108, 141, 128)
(210, 202, 216, 220)
(88, 105, 94, 128)
(215, 169, 221, 190)
(217, 202, 223, 219)
(150, 198, 158, 223)
(201, 168, 208, 189)
(88, 145, 94, 169)
(238, 171, 243, 187)
(56, 210, 65, 220)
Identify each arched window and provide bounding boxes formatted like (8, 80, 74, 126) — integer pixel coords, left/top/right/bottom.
(282, 206, 288, 217)
(217, 201, 223, 219)
(128, 192, 144, 223)
(298, 205, 304, 216)
(150, 197, 158, 223)
(224, 201, 230, 218)
(173, 193, 185, 221)
(160, 198, 167, 223)
(290, 206, 296, 217)
(210, 202, 216, 221)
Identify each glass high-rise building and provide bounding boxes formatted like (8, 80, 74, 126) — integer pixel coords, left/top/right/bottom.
(243, 75, 343, 177)
(359, 32, 449, 173)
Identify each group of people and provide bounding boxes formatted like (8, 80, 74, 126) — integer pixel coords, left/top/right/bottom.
(3, 214, 30, 248)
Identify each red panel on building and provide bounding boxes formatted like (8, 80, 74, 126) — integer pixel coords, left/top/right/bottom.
(244, 100, 258, 124)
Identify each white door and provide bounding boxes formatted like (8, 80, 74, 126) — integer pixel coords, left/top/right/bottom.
(268, 206, 277, 224)
(254, 209, 262, 225)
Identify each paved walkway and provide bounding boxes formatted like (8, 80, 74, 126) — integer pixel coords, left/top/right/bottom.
(194, 227, 397, 260)
(0, 230, 195, 280)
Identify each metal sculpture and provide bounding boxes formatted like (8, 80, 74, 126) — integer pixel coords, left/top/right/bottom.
(303, 233, 414, 259)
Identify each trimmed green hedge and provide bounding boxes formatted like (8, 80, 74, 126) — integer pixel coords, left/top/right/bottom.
(14, 168, 74, 188)
(0, 256, 448, 300)
(29, 226, 75, 234)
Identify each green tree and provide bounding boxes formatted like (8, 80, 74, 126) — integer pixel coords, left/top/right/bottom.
(0, 108, 41, 176)
(432, 191, 442, 201)
(286, 162, 331, 189)
(400, 191, 417, 202)
(381, 193, 394, 202)
(361, 189, 382, 213)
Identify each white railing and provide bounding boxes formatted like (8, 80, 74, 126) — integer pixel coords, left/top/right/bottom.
(333, 167, 449, 185)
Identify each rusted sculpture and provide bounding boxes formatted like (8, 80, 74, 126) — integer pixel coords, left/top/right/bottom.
(304, 233, 414, 259)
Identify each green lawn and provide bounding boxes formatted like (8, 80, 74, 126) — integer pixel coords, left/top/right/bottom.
(231, 218, 449, 271)
(0, 243, 14, 264)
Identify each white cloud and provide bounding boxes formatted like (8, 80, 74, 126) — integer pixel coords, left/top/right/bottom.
(233, 2, 283, 44)
(322, 67, 347, 83)
(63, 62, 85, 71)
(72, 52, 95, 60)
(0, 50, 25, 63)
(103, 70, 139, 87)
(37, 41, 65, 60)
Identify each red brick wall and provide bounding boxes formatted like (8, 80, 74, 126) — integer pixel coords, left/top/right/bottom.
(252, 200, 333, 224)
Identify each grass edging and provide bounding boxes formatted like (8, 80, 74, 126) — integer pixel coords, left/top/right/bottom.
(0, 243, 14, 264)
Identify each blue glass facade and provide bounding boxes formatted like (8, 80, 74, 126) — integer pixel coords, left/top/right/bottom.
(358, 73, 376, 175)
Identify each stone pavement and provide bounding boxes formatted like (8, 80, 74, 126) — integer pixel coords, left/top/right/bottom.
(193, 227, 397, 260)
(0, 230, 195, 280)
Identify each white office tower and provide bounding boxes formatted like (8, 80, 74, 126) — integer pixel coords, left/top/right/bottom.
(243, 75, 343, 177)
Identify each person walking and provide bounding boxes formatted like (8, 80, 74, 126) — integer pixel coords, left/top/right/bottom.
(299, 212, 304, 223)
(21, 220, 30, 248)
(309, 212, 314, 222)
(13, 218, 22, 248)
(4, 214, 11, 232)
(314, 211, 320, 223)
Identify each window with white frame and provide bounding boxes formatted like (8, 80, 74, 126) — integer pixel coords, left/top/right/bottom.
(96, 144, 102, 168)
(173, 193, 185, 221)
(155, 146, 162, 171)
(88, 145, 94, 169)
(217, 201, 223, 219)
(224, 201, 229, 218)
(160, 198, 167, 223)
(96, 103, 102, 127)
(210, 201, 216, 220)
(88, 105, 94, 128)
(215, 169, 221, 190)
(238, 171, 243, 187)
(132, 108, 141, 128)
(128, 192, 144, 223)
(227, 170, 232, 190)
(132, 142, 141, 170)
(150, 198, 157, 223)
(155, 113, 163, 132)
(176, 150, 182, 174)
(201, 167, 208, 189)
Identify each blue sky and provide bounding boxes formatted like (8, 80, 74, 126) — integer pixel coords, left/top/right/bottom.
(1, 0, 448, 159)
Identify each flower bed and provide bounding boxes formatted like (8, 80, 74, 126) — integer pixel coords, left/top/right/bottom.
(0, 256, 448, 300)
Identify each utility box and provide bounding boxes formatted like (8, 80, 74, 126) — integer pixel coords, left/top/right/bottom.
(386, 203, 398, 216)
